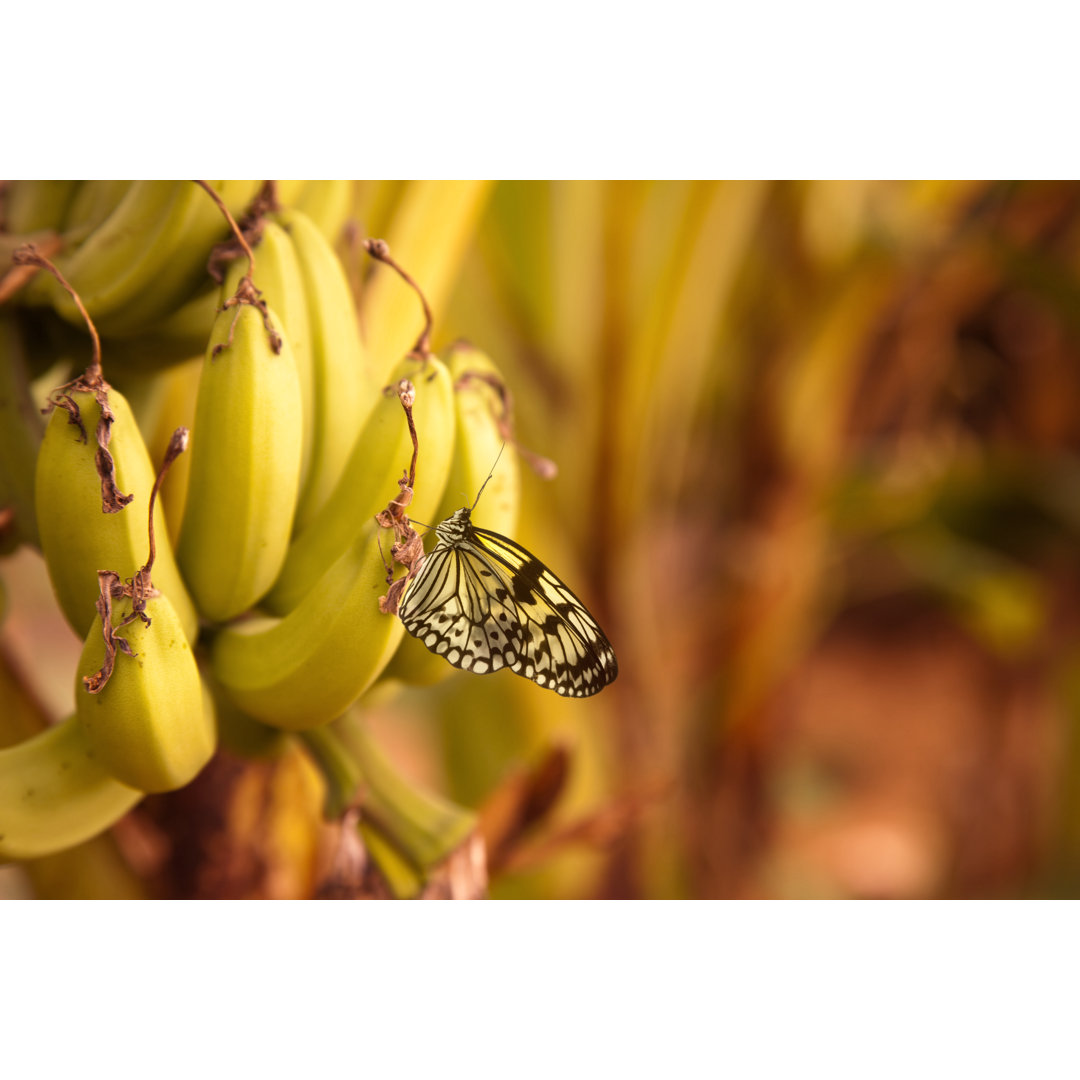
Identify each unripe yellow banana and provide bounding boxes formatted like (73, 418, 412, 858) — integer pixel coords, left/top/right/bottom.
(437, 342, 522, 536)
(176, 301, 303, 622)
(212, 365, 458, 728)
(211, 521, 398, 729)
(0, 714, 141, 862)
(382, 342, 521, 686)
(3, 180, 79, 233)
(35, 384, 199, 643)
(263, 355, 454, 615)
(139, 355, 203, 546)
(291, 180, 353, 244)
(272, 180, 310, 207)
(75, 592, 214, 793)
(223, 219, 315, 492)
(274, 207, 368, 531)
(59, 180, 134, 246)
(41, 181, 184, 320)
(47, 180, 261, 337)
(96, 179, 263, 338)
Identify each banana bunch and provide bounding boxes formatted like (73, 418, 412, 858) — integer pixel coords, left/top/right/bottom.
(1, 180, 498, 885)
(209, 359, 456, 728)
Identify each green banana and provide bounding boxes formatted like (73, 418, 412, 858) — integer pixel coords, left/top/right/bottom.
(35, 382, 199, 643)
(136, 354, 203, 546)
(263, 355, 454, 615)
(291, 180, 353, 244)
(75, 592, 214, 793)
(437, 341, 521, 536)
(58, 180, 133, 246)
(93, 179, 263, 338)
(382, 342, 521, 686)
(271, 180, 310, 208)
(0, 311, 46, 551)
(274, 206, 368, 531)
(176, 300, 303, 623)
(44, 180, 260, 337)
(0, 714, 142, 862)
(211, 366, 457, 728)
(211, 520, 402, 729)
(3, 180, 79, 234)
(222, 219, 315, 493)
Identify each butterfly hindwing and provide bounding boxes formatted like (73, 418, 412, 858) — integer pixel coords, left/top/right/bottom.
(398, 508, 618, 697)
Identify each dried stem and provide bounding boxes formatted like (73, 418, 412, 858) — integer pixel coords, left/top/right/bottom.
(137, 426, 189, 593)
(12, 243, 102, 385)
(83, 427, 190, 695)
(14, 244, 132, 512)
(0, 231, 63, 304)
(194, 181, 256, 277)
(376, 380, 427, 614)
(456, 365, 558, 480)
(194, 180, 281, 356)
(363, 238, 434, 360)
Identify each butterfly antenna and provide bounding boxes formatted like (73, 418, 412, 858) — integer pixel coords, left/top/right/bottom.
(471, 443, 506, 511)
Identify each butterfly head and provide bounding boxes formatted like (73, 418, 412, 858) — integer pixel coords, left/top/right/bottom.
(434, 505, 474, 544)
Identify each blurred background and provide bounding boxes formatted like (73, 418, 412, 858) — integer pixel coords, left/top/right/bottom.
(6, 179, 1080, 898)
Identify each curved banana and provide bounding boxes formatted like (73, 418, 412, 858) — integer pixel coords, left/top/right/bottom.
(46, 180, 261, 337)
(382, 342, 522, 686)
(59, 180, 133, 246)
(3, 180, 79, 234)
(176, 300, 303, 623)
(140, 355, 203, 546)
(274, 206, 367, 531)
(211, 522, 405, 730)
(0, 311, 45, 551)
(35, 384, 199, 643)
(222, 219, 315, 491)
(0, 714, 142, 862)
(263, 354, 454, 615)
(75, 593, 214, 793)
(291, 180, 353, 245)
(271, 180, 310, 208)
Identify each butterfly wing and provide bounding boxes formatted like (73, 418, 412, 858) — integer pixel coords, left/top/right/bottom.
(469, 526, 618, 697)
(398, 536, 528, 676)
(398, 516, 618, 697)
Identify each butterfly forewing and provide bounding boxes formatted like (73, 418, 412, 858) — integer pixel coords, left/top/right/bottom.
(398, 507, 618, 697)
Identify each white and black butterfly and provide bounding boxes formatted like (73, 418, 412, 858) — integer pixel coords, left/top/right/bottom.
(397, 507, 618, 697)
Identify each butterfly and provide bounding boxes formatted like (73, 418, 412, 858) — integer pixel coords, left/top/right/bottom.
(397, 506, 618, 697)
